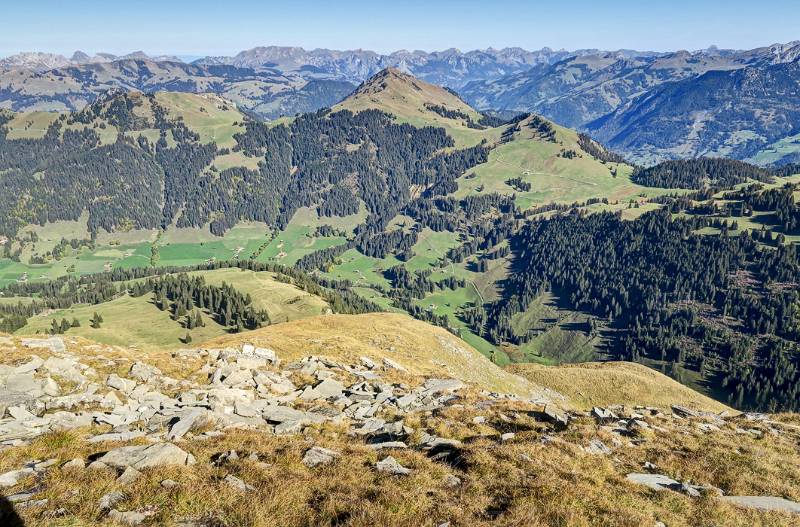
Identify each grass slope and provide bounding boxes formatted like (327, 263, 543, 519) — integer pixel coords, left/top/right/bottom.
(456, 115, 672, 210)
(508, 361, 732, 413)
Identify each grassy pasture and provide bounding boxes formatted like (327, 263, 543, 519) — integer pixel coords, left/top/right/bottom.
(455, 121, 673, 209)
(15, 268, 331, 351)
(4, 111, 60, 139)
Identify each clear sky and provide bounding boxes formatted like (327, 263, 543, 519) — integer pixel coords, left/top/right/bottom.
(1, 0, 798, 57)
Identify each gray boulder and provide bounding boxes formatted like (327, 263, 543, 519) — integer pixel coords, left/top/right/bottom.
(626, 473, 681, 492)
(721, 496, 800, 514)
(540, 404, 569, 430)
(382, 358, 408, 373)
(108, 509, 148, 526)
(13, 356, 44, 374)
(99, 490, 126, 512)
(167, 410, 204, 441)
(299, 378, 345, 401)
(97, 442, 196, 470)
(21, 336, 65, 353)
(422, 378, 465, 394)
(671, 405, 700, 418)
(116, 466, 142, 485)
(129, 362, 162, 383)
(224, 474, 254, 492)
(302, 446, 341, 468)
(375, 456, 411, 475)
(0, 467, 34, 487)
(107, 374, 137, 394)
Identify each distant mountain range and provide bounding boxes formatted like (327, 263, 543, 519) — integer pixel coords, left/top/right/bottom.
(460, 42, 800, 165)
(0, 50, 184, 71)
(2, 43, 800, 163)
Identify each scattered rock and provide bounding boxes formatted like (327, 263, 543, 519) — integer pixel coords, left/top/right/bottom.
(108, 509, 148, 526)
(224, 474, 255, 492)
(443, 474, 461, 488)
(586, 439, 612, 455)
(0, 467, 33, 487)
(62, 458, 85, 470)
(302, 446, 341, 468)
(107, 374, 136, 394)
(382, 358, 408, 373)
(367, 441, 408, 450)
(167, 410, 204, 441)
(540, 404, 569, 430)
(592, 407, 618, 424)
(671, 405, 699, 418)
(116, 466, 142, 485)
(129, 362, 162, 383)
(721, 496, 800, 514)
(161, 479, 179, 489)
(375, 455, 411, 475)
(21, 336, 65, 354)
(300, 378, 345, 401)
(98, 490, 126, 512)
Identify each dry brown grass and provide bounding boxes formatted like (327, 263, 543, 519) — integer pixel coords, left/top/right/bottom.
(4, 329, 798, 526)
(6, 405, 800, 526)
(508, 361, 732, 413)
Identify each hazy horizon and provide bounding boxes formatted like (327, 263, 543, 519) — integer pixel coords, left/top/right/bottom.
(1, 0, 798, 58)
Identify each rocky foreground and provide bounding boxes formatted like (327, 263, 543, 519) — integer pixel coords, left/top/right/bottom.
(1, 335, 800, 526)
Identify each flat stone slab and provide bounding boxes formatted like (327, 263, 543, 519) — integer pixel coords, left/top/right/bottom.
(626, 473, 681, 491)
(721, 496, 800, 514)
(97, 442, 195, 470)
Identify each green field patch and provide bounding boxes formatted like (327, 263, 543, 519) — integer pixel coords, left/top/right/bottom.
(255, 218, 347, 266)
(403, 229, 461, 272)
(508, 291, 603, 364)
(321, 249, 393, 288)
(155, 92, 244, 149)
(5, 111, 61, 139)
(213, 151, 262, 171)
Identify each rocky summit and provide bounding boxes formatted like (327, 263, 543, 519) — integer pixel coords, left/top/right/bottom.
(1, 334, 799, 526)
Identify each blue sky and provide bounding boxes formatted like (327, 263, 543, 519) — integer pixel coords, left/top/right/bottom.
(1, 0, 798, 57)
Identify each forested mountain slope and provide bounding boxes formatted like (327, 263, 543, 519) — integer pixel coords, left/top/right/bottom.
(2, 68, 799, 413)
(587, 59, 800, 165)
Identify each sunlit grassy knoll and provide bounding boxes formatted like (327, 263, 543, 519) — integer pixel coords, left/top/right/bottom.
(509, 361, 732, 412)
(14, 268, 330, 351)
(188, 268, 329, 324)
(154, 92, 245, 149)
(456, 116, 675, 209)
(16, 293, 228, 350)
(4, 110, 61, 139)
